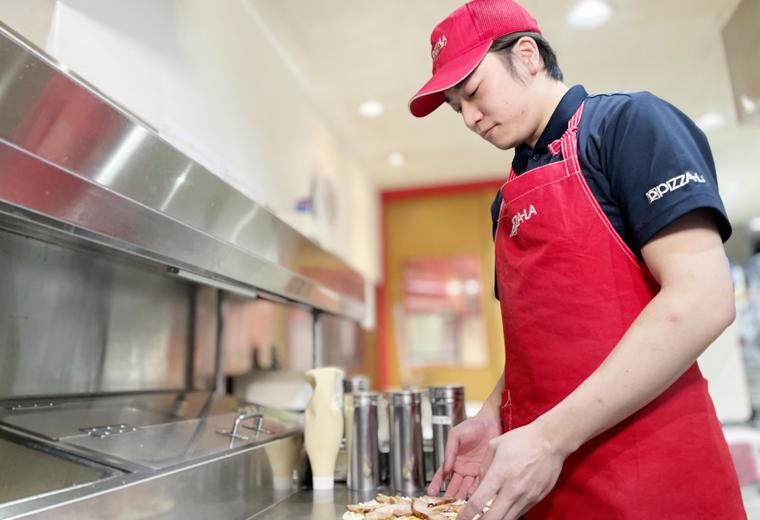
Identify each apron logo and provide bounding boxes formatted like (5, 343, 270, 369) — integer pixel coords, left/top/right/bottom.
(510, 204, 537, 237)
(645, 171, 706, 204)
(431, 35, 447, 63)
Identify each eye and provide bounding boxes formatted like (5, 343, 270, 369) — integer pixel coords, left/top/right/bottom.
(467, 85, 479, 98)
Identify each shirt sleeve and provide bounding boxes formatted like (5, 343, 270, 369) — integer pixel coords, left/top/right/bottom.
(600, 92, 731, 249)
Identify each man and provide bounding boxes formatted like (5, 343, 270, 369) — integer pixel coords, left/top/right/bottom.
(409, 1, 745, 518)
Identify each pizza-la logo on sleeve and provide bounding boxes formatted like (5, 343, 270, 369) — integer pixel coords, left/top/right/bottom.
(645, 171, 707, 204)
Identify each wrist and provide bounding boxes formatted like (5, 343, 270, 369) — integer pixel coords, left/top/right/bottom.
(534, 409, 584, 458)
(475, 399, 502, 424)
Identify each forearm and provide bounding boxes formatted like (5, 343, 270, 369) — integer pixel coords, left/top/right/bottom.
(538, 282, 734, 456)
(477, 373, 505, 421)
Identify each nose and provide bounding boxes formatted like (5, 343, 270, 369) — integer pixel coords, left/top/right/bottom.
(460, 101, 483, 131)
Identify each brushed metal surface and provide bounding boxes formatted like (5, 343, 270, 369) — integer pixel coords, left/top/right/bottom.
(0, 25, 365, 320)
(0, 433, 303, 520)
(0, 431, 119, 505)
(62, 411, 298, 470)
(0, 228, 190, 398)
(250, 486, 381, 519)
(387, 391, 426, 494)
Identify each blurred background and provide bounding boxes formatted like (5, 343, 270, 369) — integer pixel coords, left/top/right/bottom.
(1, 0, 759, 513)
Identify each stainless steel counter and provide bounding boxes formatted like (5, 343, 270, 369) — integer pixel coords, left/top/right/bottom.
(0, 392, 307, 519)
(251, 485, 389, 520)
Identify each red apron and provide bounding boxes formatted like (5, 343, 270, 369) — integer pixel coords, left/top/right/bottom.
(494, 103, 745, 518)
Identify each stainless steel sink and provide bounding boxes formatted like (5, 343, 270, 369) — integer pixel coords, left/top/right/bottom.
(0, 431, 121, 505)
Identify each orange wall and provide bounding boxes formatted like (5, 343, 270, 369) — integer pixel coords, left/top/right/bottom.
(378, 180, 506, 401)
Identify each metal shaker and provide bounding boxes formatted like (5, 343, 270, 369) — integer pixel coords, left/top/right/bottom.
(430, 386, 466, 473)
(347, 391, 380, 490)
(339, 375, 371, 483)
(387, 390, 425, 493)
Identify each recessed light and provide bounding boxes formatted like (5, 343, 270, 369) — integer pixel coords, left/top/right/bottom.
(568, 0, 611, 30)
(695, 112, 726, 131)
(749, 217, 760, 233)
(358, 100, 384, 118)
(741, 95, 757, 115)
(388, 152, 405, 167)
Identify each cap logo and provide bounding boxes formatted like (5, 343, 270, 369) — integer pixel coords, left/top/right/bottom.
(431, 35, 448, 62)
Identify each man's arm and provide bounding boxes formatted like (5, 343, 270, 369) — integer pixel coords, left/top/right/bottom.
(538, 208, 734, 455)
(478, 373, 505, 420)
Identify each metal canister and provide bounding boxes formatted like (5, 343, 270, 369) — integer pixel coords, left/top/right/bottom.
(343, 375, 371, 435)
(387, 390, 425, 493)
(347, 391, 380, 490)
(430, 385, 466, 473)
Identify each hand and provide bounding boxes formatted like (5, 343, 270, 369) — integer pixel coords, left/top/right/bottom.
(457, 421, 567, 520)
(427, 412, 502, 499)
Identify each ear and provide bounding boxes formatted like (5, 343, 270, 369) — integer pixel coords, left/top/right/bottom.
(513, 36, 542, 76)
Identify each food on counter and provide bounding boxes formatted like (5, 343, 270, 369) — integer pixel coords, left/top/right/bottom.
(343, 494, 465, 519)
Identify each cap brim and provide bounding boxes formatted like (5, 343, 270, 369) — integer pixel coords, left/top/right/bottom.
(408, 40, 492, 118)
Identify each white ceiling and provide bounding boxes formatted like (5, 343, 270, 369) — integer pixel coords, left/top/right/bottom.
(248, 0, 759, 226)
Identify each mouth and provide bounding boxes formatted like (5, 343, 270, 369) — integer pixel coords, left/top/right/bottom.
(481, 125, 496, 139)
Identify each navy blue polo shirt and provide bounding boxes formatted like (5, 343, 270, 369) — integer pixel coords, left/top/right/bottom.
(492, 85, 731, 299)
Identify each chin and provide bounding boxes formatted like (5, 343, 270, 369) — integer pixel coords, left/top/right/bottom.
(490, 138, 517, 151)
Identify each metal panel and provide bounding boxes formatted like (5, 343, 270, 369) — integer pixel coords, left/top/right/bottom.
(0, 434, 304, 520)
(0, 432, 119, 505)
(320, 313, 365, 372)
(221, 297, 314, 376)
(250, 486, 375, 519)
(0, 24, 365, 321)
(0, 229, 189, 398)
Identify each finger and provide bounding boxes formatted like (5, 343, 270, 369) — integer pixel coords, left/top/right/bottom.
(503, 496, 532, 520)
(444, 472, 464, 498)
(457, 468, 500, 520)
(455, 475, 474, 500)
(442, 432, 461, 475)
(479, 488, 513, 520)
(465, 476, 479, 499)
(428, 466, 445, 496)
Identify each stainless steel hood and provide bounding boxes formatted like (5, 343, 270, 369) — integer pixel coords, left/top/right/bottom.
(0, 22, 365, 321)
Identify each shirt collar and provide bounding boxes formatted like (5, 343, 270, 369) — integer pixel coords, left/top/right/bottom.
(512, 84, 588, 172)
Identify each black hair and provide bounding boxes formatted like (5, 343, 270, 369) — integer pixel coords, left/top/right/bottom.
(489, 32, 563, 82)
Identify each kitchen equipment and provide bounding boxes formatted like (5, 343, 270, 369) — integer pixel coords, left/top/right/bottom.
(430, 385, 466, 473)
(347, 391, 380, 491)
(387, 390, 425, 493)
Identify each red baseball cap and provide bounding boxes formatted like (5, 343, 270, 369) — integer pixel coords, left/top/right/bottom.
(408, 0, 541, 118)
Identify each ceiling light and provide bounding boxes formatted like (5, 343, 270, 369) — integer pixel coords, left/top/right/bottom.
(694, 112, 726, 131)
(741, 95, 757, 115)
(749, 217, 760, 233)
(358, 100, 384, 118)
(388, 152, 405, 167)
(568, 0, 612, 30)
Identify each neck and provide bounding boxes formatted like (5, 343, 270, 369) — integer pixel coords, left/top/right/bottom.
(526, 80, 570, 148)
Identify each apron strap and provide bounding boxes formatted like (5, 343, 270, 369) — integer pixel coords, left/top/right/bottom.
(558, 101, 585, 177)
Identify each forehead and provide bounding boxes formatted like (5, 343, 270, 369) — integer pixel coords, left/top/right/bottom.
(443, 52, 501, 104)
